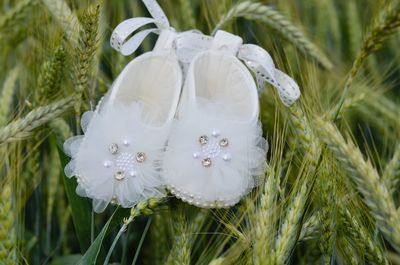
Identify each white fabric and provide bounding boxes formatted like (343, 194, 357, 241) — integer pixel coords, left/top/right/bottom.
(163, 43, 268, 208)
(64, 103, 168, 213)
(164, 100, 267, 208)
(110, 8, 300, 106)
(64, 0, 301, 211)
(63, 50, 182, 213)
(238, 44, 300, 106)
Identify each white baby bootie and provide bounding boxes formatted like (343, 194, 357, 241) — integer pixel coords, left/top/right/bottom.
(163, 30, 301, 208)
(63, 0, 182, 213)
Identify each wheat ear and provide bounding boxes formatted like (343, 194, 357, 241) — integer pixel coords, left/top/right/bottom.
(0, 183, 17, 264)
(0, 67, 19, 126)
(0, 97, 74, 145)
(36, 46, 66, 104)
(213, 1, 333, 70)
(252, 167, 278, 265)
(165, 211, 191, 265)
(334, 1, 400, 119)
(41, 0, 81, 47)
(316, 118, 400, 252)
(341, 208, 388, 265)
(383, 143, 400, 195)
(273, 182, 308, 264)
(299, 212, 320, 241)
(73, 4, 100, 131)
(0, 0, 36, 33)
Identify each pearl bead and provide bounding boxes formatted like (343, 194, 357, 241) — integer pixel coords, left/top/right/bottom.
(103, 160, 112, 168)
(123, 140, 130, 146)
(128, 170, 137, 177)
(223, 153, 232, 161)
(211, 129, 220, 137)
(192, 152, 201, 159)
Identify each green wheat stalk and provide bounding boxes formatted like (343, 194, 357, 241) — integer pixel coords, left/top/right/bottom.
(333, 1, 400, 119)
(0, 183, 17, 264)
(165, 211, 191, 265)
(178, 0, 196, 29)
(299, 212, 320, 241)
(0, 0, 36, 34)
(273, 181, 309, 264)
(73, 4, 100, 131)
(252, 167, 278, 265)
(341, 208, 388, 265)
(289, 105, 321, 169)
(46, 145, 61, 253)
(49, 118, 72, 142)
(36, 46, 66, 104)
(318, 170, 337, 265)
(103, 198, 162, 265)
(41, 0, 81, 47)
(383, 143, 400, 195)
(149, 212, 170, 265)
(316, 117, 400, 252)
(0, 67, 19, 126)
(213, 1, 333, 70)
(0, 97, 74, 145)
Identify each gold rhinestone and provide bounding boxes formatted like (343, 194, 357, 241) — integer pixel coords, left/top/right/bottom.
(136, 152, 146, 163)
(109, 143, 119, 154)
(202, 157, 212, 167)
(199, 135, 208, 145)
(219, 138, 229, 147)
(114, 171, 125, 181)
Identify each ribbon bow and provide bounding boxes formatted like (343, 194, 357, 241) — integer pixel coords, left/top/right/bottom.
(110, 0, 171, 55)
(110, 0, 300, 106)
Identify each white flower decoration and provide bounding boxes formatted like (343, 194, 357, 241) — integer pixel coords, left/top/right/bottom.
(163, 99, 268, 208)
(64, 102, 166, 213)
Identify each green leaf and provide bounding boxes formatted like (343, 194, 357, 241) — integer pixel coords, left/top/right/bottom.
(57, 145, 92, 252)
(50, 255, 83, 265)
(77, 210, 117, 265)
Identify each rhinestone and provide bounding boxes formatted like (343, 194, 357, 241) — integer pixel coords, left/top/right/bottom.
(211, 129, 220, 137)
(103, 160, 112, 168)
(202, 157, 212, 167)
(136, 152, 146, 163)
(114, 171, 125, 181)
(109, 143, 119, 154)
(199, 135, 208, 145)
(219, 138, 229, 147)
(193, 152, 201, 159)
(123, 140, 130, 146)
(223, 153, 232, 161)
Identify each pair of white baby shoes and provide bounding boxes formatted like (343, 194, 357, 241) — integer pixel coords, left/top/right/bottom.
(63, 0, 300, 213)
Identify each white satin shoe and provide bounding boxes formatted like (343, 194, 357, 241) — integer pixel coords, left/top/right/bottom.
(64, 29, 182, 213)
(163, 31, 267, 208)
(163, 30, 300, 208)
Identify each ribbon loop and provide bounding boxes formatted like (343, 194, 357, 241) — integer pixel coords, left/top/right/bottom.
(110, 0, 171, 56)
(142, 0, 169, 29)
(110, 1, 300, 106)
(238, 43, 300, 106)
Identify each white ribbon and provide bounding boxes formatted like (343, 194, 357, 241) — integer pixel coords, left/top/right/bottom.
(238, 44, 300, 106)
(110, 0, 300, 106)
(110, 0, 170, 55)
